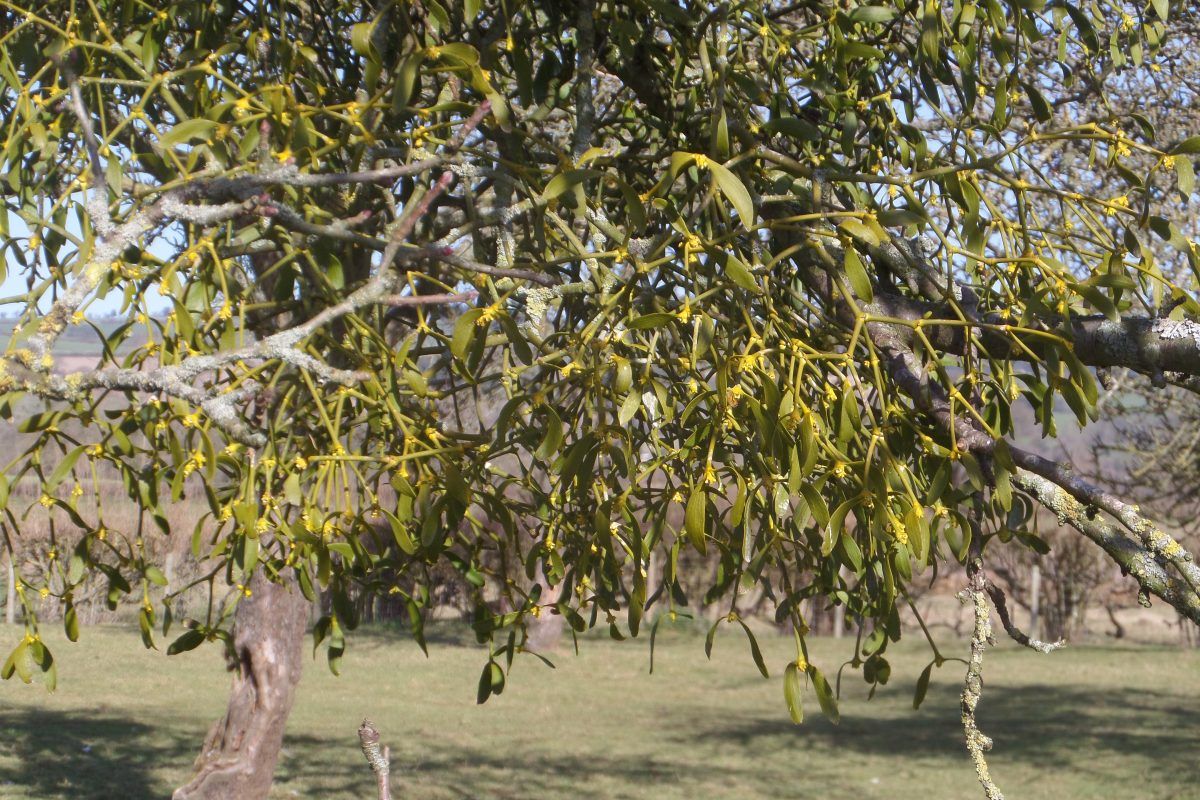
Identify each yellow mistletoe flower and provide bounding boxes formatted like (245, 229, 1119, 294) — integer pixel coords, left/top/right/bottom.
(475, 303, 502, 326)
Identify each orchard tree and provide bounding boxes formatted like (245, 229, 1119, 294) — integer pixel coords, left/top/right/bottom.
(2, 1, 1200, 799)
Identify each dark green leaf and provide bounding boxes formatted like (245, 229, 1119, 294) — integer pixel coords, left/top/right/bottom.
(708, 161, 755, 227)
(843, 247, 873, 301)
(784, 661, 805, 723)
(913, 662, 934, 709)
(736, 618, 770, 678)
(809, 665, 840, 724)
(167, 629, 206, 655)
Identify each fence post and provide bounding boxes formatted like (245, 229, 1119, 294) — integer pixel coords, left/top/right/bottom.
(1029, 561, 1041, 640)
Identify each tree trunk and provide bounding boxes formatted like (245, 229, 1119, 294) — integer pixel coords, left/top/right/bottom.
(1105, 604, 1126, 639)
(5, 551, 15, 625)
(832, 566, 848, 638)
(526, 567, 563, 653)
(173, 571, 309, 800)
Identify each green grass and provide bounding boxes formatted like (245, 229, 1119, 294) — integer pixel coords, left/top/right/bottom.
(0, 622, 1197, 799)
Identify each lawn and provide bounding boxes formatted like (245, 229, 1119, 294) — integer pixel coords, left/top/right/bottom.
(0, 621, 1197, 799)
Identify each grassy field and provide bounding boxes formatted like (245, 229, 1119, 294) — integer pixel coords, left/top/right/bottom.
(0, 622, 1197, 800)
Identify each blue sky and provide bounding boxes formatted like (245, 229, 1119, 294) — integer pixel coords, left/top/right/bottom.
(2, 202, 171, 318)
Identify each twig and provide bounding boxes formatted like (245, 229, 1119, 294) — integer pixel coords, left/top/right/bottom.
(960, 507, 1004, 800)
(982, 580, 1065, 654)
(378, 102, 492, 265)
(430, 248, 555, 286)
(358, 719, 392, 800)
(380, 171, 457, 270)
(380, 291, 478, 307)
(959, 584, 1005, 800)
(59, 56, 115, 238)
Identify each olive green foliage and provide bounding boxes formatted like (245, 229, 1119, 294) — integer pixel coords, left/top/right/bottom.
(0, 0, 1197, 735)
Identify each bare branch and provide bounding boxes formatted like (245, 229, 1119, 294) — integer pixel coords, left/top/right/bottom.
(982, 580, 1066, 654)
(429, 248, 555, 286)
(252, 158, 444, 189)
(1014, 470, 1200, 626)
(959, 572, 1005, 800)
(380, 290, 478, 307)
(1009, 448, 1200, 596)
(59, 56, 114, 238)
(358, 720, 392, 800)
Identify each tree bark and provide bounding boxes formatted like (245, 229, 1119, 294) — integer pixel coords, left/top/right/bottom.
(526, 567, 563, 653)
(173, 571, 309, 800)
(5, 551, 15, 625)
(832, 566, 848, 639)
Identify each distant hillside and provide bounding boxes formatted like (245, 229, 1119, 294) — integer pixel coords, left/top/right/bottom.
(0, 315, 150, 358)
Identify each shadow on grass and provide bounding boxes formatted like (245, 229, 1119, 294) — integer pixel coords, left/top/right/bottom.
(667, 681, 1200, 774)
(0, 708, 179, 799)
(298, 681, 1200, 799)
(350, 620, 483, 649)
(2, 675, 1196, 799)
(0, 709, 352, 800)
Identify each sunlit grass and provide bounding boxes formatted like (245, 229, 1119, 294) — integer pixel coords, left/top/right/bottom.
(0, 621, 1197, 799)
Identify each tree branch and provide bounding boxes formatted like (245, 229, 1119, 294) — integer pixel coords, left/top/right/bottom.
(358, 719, 392, 800)
(380, 290, 478, 307)
(865, 313, 1200, 623)
(959, 580, 1004, 800)
(23, 194, 261, 369)
(1014, 470, 1200, 626)
(59, 56, 114, 238)
(573, 0, 597, 160)
(982, 579, 1065, 653)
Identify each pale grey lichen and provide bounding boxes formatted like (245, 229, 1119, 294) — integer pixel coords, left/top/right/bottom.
(627, 237, 653, 259)
(520, 286, 554, 337)
(449, 162, 482, 179)
(959, 588, 1005, 800)
(1153, 317, 1200, 342)
(1013, 469, 1200, 626)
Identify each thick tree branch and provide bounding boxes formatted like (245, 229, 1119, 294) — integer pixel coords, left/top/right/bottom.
(1014, 470, 1200, 626)
(864, 311, 1200, 623)
(844, 231, 1200, 383)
